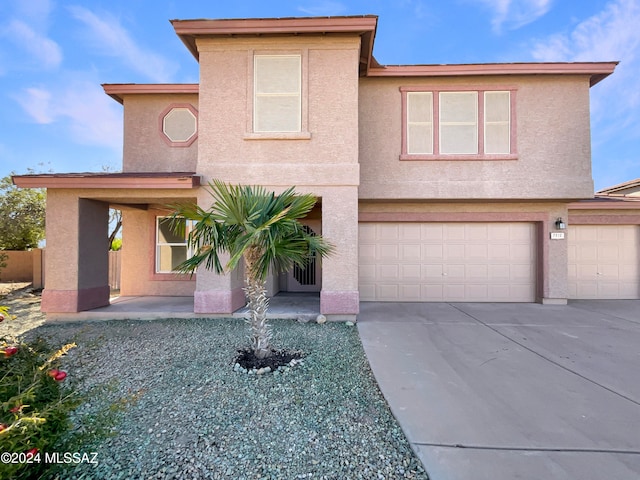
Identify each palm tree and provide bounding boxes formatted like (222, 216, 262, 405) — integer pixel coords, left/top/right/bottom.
(170, 180, 334, 359)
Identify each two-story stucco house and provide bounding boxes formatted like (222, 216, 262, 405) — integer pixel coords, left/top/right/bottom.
(14, 15, 627, 319)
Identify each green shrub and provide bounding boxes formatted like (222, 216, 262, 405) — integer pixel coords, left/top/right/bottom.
(0, 306, 79, 479)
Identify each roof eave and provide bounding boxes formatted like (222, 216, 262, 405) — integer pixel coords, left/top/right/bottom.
(12, 173, 201, 189)
(171, 15, 379, 70)
(366, 61, 618, 85)
(102, 84, 200, 104)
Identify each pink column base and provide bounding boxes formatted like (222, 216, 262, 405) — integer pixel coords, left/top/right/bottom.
(41, 285, 110, 313)
(194, 288, 246, 314)
(320, 290, 360, 315)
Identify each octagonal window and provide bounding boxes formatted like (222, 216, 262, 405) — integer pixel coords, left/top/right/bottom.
(161, 105, 198, 146)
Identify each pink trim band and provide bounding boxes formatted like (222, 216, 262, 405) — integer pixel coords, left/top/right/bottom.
(321, 290, 360, 315)
(569, 214, 640, 225)
(41, 286, 110, 313)
(194, 288, 246, 314)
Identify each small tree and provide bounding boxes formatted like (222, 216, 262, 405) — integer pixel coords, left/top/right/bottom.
(0, 175, 45, 250)
(108, 209, 122, 251)
(171, 180, 334, 359)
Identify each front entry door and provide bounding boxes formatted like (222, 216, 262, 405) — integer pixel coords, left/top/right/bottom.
(286, 222, 321, 292)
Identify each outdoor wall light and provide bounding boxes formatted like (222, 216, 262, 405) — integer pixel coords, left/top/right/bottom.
(555, 217, 566, 230)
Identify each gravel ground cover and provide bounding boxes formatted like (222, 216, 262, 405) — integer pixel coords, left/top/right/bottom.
(20, 316, 429, 479)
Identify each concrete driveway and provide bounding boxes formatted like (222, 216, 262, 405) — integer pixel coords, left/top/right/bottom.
(358, 301, 640, 480)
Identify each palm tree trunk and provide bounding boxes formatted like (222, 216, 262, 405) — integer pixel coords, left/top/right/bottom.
(243, 248, 272, 359)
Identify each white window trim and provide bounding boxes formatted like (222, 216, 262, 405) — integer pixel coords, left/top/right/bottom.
(155, 216, 194, 274)
(245, 50, 311, 140)
(400, 85, 518, 161)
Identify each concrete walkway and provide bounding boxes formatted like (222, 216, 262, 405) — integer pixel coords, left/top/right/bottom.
(357, 301, 640, 480)
(46, 292, 320, 322)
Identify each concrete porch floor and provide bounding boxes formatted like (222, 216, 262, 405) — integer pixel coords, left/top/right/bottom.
(46, 292, 320, 322)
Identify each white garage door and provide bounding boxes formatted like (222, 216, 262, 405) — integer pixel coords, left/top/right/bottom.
(568, 225, 640, 299)
(359, 222, 537, 302)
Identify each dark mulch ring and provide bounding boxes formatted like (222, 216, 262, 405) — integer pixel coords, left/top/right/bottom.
(234, 348, 304, 371)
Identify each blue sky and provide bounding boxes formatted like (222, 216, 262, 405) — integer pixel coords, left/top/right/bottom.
(1, 0, 638, 191)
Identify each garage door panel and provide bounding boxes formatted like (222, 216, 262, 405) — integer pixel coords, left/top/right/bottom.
(400, 224, 422, 240)
(488, 243, 511, 261)
(377, 284, 399, 300)
(510, 243, 534, 262)
(422, 224, 444, 240)
(422, 264, 443, 278)
(400, 284, 422, 300)
(359, 244, 376, 262)
(568, 225, 640, 299)
(378, 224, 400, 240)
(445, 244, 465, 261)
(446, 264, 466, 279)
(359, 222, 536, 302)
(465, 244, 488, 260)
(400, 244, 422, 261)
(423, 244, 444, 261)
(466, 224, 489, 240)
(379, 264, 400, 281)
(378, 244, 399, 261)
(446, 224, 466, 240)
(489, 264, 510, 280)
(400, 264, 421, 281)
(466, 264, 489, 279)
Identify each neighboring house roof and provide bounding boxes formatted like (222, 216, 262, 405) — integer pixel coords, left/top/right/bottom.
(596, 178, 640, 197)
(568, 179, 640, 209)
(11, 172, 201, 189)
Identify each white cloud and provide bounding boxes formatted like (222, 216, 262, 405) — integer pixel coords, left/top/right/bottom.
(2, 19, 63, 69)
(531, 0, 640, 186)
(472, 0, 553, 33)
(16, 87, 54, 124)
(67, 5, 178, 83)
(531, 0, 640, 113)
(11, 0, 54, 27)
(15, 80, 122, 150)
(297, 1, 347, 16)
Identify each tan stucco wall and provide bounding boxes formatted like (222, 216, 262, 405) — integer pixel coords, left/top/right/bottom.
(195, 35, 360, 186)
(121, 94, 199, 173)
(43, 188, 198, 302)
(120, 208, 196, 296)
(193, 35, 362, 314)
(359, 201, 570, 302)
(358, 75, 594, 200)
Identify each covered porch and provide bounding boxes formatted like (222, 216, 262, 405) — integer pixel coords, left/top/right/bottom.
(45, 292, 321, 322)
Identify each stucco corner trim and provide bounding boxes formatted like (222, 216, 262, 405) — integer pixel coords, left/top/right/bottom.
(320, 290, 360, 315)
(194, 288, 245, 314)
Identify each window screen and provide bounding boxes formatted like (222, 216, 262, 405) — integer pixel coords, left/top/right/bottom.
(254, 55, 301, 133)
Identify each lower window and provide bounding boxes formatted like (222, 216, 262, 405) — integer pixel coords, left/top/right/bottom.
(155, 217, 194, 274)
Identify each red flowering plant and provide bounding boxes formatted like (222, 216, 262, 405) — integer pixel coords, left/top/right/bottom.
(0, 305, 80, 479)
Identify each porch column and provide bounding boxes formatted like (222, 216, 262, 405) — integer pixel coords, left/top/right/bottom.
(320, 186, 359, 319)
(193, 188, 245, 313)
(541, 205, 569, 305)
(41, 192, 110, 312)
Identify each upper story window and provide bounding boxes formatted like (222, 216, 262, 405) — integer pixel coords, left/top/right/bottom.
(159, 104, 198, 147)
(254, 55, 301, 133)
(401, 87, 516, 160)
